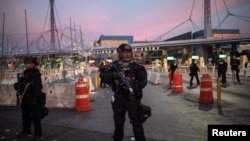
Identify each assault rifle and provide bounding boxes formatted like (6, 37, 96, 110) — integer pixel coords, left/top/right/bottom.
(14, 70, 35, 106)
(15, 73, 21, 105)
(112, 62, 135, 97)
(14, 73, 26, 105)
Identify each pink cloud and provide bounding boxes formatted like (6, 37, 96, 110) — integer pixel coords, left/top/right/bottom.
(1, 0, 249, 42)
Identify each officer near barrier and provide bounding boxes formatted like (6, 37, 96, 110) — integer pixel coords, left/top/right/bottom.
(189, 60, 200, 86)
(13, 56, 45, 141)
(216, 58, 228, 86)
(231, 55, 241, 83)
(104, 61, 111, 87)
(105, 43, 149, 141)
(99, 62, 106, 87)
(168, 62, 177, 89)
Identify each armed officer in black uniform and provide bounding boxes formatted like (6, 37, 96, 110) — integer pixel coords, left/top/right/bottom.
(99, 62, 106, 87)
(14, 56, 44, 140)
(231, 55, 241, 83)
(105, 43, 148, 141)
(189, 60, 200, 86)
(216, 58, 228, 86)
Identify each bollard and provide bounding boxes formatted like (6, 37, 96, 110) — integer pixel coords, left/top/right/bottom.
(95, 74, 100, 88)
(232, 70, 235, 83)
(86, 77, 91, 95)
(244, 70, 247, 85)
(214, 69, 218, 79)
(98, 74, 101, 87)
(217, 77, 221, 106)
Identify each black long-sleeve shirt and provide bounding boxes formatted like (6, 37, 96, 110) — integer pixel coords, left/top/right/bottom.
(22, 68, 43, 104)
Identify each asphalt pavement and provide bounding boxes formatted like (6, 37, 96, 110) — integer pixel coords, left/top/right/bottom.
(1, 71, 250, 141)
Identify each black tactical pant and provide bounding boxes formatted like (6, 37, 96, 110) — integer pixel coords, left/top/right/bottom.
(232, 69, 240, 82)
(218, 70, 227, 84)
(100, 74, 106, 87)
(111, 95, 145, 141)
(21, 99, 42, 137)
(190, 73, 200, 85)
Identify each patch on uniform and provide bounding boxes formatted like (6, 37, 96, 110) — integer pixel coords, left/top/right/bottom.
(125, 45, 131, 49)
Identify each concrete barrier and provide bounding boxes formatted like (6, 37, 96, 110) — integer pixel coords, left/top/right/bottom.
(148, 72, 162, 84)
(147, 71, 152, 80)
(0, 81, 76, 108)
(0, 73, 98, 109)
(0, 68, 99, 108)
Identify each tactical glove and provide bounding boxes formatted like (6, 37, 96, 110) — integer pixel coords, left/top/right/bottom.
(112, 72, 120, 79)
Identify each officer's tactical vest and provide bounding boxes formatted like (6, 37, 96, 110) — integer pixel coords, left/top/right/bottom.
(113, 63, 136, 94)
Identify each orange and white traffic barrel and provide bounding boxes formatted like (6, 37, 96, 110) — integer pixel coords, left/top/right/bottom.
(199, 74, 213, 104)
(172, 72, 183, 93)
(75, 77, 91, 112)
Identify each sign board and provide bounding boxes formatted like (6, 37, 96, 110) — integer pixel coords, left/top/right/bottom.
(45, 61, 51, 66)
(19, 63, 25, 67)
(192, 55, 199, 59)
(58, 60, 63, 65)
(167, 56, 175, 60)
(219, 54, 227, 58)
(88, 60, 95, 64)
(7, 63, 13, 68)
(105, 59, 112, 63)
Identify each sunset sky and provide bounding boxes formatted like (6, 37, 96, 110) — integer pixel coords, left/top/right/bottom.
(0, 0, 250, 44)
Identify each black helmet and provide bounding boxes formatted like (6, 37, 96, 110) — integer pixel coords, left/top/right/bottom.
(24, 56, 38, 66)
(117, 43, 132, 53)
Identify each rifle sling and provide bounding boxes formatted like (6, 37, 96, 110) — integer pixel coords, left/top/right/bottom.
(20, 81, 34, 100)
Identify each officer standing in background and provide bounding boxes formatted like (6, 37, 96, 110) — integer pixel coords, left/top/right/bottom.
(216, 58, 228, 86)
(231, 55, 241, 83)
(99, 62, 106, 87)
(189, 60, 200, 86)
(104, 61, 112, 87)
(14, 56, 44, 141)
(168, 62, 177, 89)
(105, 43, 148, 141)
